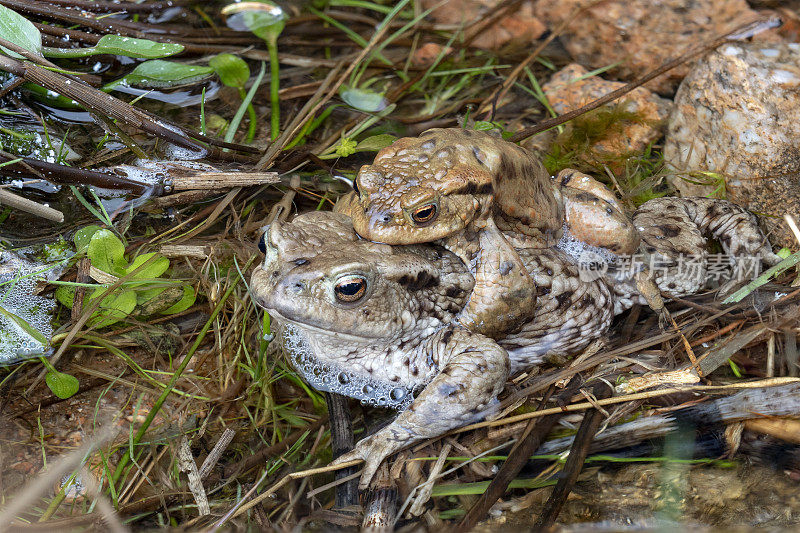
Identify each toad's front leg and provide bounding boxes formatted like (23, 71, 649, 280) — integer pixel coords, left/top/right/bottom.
(331, 326, 510, 489)
(456, 217, 538, 336)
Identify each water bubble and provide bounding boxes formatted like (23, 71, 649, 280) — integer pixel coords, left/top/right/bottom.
(390, 387, 406, 401)
(0, 252, 63, 364)
(279, 323, 415, 410)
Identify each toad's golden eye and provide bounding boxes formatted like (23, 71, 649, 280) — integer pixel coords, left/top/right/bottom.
(411, 203, 438, 225)
(334, 276, 367, 303)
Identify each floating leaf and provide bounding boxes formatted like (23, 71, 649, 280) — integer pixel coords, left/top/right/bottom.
(223, 2, 287, 44)
(87, 229, 126, 276)
(339, 85, 388, 112)
(0, 5, 42, 58)
(42, 35, 184, 59)
(73, 225, 102, 254)
(92, 35, 184, 59)
(355, 134, 396, 152)
(45, 367, 79, 399)
(209, 53, 250, 88)
(105, 60, 214, 90)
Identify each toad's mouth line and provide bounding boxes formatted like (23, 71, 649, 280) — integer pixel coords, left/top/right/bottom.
(263, 308, 387, 343)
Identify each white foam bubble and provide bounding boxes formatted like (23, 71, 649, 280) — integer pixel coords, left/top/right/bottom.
(280, 323, 415, 410)
(555, 223, 617, 265)
(0, 252, 61, 364)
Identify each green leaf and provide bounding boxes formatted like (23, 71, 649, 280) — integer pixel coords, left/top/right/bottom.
(45, 368, 79, 399)
(0, 5, 42, 58)
(86, 287, 137, 328)
(335, 138, 358, 158)
(42, 35, 183, 59)
(124, 252, 170, 280)
(473, 121, 497, 131)
(73, 224, 102, 254)
(94, 35, 184, 59)
(105, 60, 214, 90)
(209, 53, 250, 88)
(161, 286, 196, 315)
(354, 134, 396, 152)
(231, 3, 287, 43)
(135, 286, 183, 315)
(135, 287, 165, 306)
(21, 82, 82, 109)
(54, 285, 76, 309)
(722, 251, 800, 304)
(339, 85, 388, 112)
(87, 229, 127, 275)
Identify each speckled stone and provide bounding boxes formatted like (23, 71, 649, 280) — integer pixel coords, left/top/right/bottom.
(533, 0, 761, 94)
(664, 42, 800, 247)
(542, 63, 671, 161)
(422, 0, 545, 50)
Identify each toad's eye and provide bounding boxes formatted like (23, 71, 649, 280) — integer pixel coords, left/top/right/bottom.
(258, 232, 267, 254)
(411, 203, 438, 225)
(334, 276, 367, 303)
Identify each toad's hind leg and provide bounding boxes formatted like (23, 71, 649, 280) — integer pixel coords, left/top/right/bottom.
(330, 327, 509, 488)
(634, 197, 781, 297)
(458, 218, 538, 336)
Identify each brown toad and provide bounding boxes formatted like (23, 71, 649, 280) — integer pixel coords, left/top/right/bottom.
(251, 211, 616, 487)
(336, 128, 638, 336)
(251, 193, 781, 487)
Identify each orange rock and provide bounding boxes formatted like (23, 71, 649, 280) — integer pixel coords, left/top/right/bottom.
(533, 0, 761, 94)
(542, 63, 671, 165)
(12, 461, 34, 473)
(422, 0, 545, 49)
(412, 42, 450, 67)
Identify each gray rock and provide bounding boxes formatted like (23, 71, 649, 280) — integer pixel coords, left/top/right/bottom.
(664, 42, 800, 247)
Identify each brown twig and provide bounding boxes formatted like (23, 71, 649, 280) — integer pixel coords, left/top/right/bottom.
(0, 188, 64, 222)
(533, 381, 613, 530)
(455, 381, 568, 532)
(39, 0, 188, 13)
(326, 392, 359, 508)
(0, 152, 150, 193)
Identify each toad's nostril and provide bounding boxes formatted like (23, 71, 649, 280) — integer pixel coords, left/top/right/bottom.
(292, 282, 304, 293)
(381, 215, 391, 223)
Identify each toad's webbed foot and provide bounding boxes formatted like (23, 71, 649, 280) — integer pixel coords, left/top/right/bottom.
(331, 327, 509, 489)
(457, 218, 537, 336)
